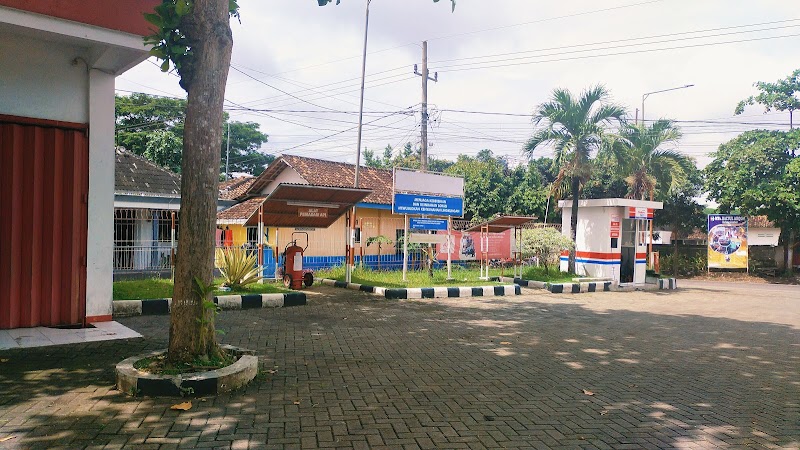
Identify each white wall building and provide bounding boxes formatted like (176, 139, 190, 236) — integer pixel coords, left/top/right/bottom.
(0, 1, 157, 329)
(559, 198, 664, 285)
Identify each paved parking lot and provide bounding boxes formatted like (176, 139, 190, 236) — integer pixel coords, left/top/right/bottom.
(1, 282, 798, 449)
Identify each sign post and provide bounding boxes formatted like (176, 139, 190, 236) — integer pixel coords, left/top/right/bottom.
(447, 216, 452, 280)
(402, 214, 409, 282)
(393, 168, 465, 281)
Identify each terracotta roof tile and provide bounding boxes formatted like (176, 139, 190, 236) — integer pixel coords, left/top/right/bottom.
(748, 215, 775, 228)
(279, 154, 392, 205)
(219, 176, 256, 200)
(217, 197, 266, 223)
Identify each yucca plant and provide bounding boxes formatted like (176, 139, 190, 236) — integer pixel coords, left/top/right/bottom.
(215, 248, 261, 289)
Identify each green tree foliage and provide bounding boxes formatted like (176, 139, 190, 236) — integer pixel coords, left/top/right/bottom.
(442, 150, 549, 222)
(735, 68, 800, 129)
(115, 93, 271, 174)
(364, 143, 453, 172)
(445, 151, 508, 221)
(222, 121, 272, 175)
(582, 152, 629, 200)
(524, 85, 626, 272)
(520, 228, 574, 274)
(654, 168, 706, 276)
(606, 119, 695, 200)
(705, 129, 800, 273)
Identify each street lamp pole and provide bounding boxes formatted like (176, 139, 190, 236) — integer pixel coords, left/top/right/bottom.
(347, 0, 372, 283)
(641, 84, 694, 125)
(640, 83, 694, 270)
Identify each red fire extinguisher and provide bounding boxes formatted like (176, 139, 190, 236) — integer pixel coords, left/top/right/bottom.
(282, 232, 312, 290)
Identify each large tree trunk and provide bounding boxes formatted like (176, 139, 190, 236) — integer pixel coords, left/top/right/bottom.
(568, 177, 580, 273)
(168, 0, 234, 363)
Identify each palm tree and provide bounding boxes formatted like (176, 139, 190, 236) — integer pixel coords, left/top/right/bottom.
(607, 119, 694, 201)
(524, 86, 626, 273)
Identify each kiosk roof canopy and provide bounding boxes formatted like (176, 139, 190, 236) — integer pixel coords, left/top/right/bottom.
(465, 215, 538, 233)
(243, 183, 372, 228)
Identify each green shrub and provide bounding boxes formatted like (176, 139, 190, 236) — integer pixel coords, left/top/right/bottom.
(661, 252, 707, 277)
(215, 248, 261, 289)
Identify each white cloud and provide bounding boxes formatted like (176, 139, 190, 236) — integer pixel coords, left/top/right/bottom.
(116, 0, 800, 168)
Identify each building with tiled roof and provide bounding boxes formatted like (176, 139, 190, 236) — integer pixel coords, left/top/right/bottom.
(219, 176, 256, 201)
(243, 154, 392, 205)
(114, 149, 181, 209)
(216, 154, 406, 272)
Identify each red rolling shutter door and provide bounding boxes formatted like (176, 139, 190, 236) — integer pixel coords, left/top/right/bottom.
(0, 119, 88, 329)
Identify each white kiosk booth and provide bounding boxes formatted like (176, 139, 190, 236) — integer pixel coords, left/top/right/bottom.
(558, 198, 663, 285)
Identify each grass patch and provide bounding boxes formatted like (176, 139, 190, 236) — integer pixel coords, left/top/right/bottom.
(519, 266, 577, 283)
(113, 278, 288, 300)
(315, 265, 508, 288)
(133, 350, 237, 376)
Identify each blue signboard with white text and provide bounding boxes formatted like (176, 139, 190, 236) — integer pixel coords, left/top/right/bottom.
(409, 218, 449, 231)
(393, 193, 464, 217)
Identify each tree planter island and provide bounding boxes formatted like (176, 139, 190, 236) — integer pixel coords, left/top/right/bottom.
(116, 344, 258, 397)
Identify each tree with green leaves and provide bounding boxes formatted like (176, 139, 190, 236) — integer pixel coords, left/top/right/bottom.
(445, 150, 511, 221)
(521, 227, 574, 274)
(581, 152, 629, 200)
(606, 119, 694, 201)
(221, 120, 272, 175)
(145, 0, 456, 363)
(654, 168, 706, 276)
(364, 142, 453, 172)
(115, 93, 271, 175)
(705, 129, 800, 274)
(735, 68, 800, 131)
(523, 86, 626, 272)
(145, 0, 238, 363)
(366, 235, 393, 270)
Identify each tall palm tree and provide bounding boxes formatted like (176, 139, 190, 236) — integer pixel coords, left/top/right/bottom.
(524, 86, 626, 273)
(607, 119, 694, 201)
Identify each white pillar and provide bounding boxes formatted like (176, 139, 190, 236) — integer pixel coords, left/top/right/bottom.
(85, 69, 115, 321)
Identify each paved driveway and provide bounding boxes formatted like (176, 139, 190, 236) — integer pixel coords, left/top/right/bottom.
(1, 282, 798, 449)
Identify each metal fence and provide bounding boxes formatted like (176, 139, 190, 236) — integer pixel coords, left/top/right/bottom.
(113, 211, 559, 275)
(113, 208, 177, 275)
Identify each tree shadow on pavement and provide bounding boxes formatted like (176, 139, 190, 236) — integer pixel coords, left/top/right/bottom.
(0, 292, 798, 449)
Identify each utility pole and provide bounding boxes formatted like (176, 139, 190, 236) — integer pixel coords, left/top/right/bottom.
(414, 41, 437, 171)
(414, 41, 439, 278)
(346, 0, 373, 284)
(225, 121, 231, 180)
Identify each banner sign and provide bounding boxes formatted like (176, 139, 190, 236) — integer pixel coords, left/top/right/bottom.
(436, 229, 513, 261)
(393, 193, 464, 217)
(408, 233, 449, 244)
(707, 215, 748, 269)
(298, 207, 328, 218)
(628, 207, 654, 220)
(409, 218, 448, 231)
(610, 214, 621, 238)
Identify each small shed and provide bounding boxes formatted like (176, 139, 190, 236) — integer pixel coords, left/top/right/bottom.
(559, 198, 663, 285)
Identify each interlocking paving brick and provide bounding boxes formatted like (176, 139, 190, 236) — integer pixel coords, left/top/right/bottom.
(0, 283, 798, 449)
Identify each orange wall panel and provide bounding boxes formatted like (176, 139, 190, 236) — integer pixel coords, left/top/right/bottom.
(0, 119, 88, 329)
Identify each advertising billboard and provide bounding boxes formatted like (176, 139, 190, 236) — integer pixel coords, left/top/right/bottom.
(707, 215, 748, 269)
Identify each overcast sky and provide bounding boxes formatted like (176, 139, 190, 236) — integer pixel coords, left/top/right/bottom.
(117, 0, 800, 169)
